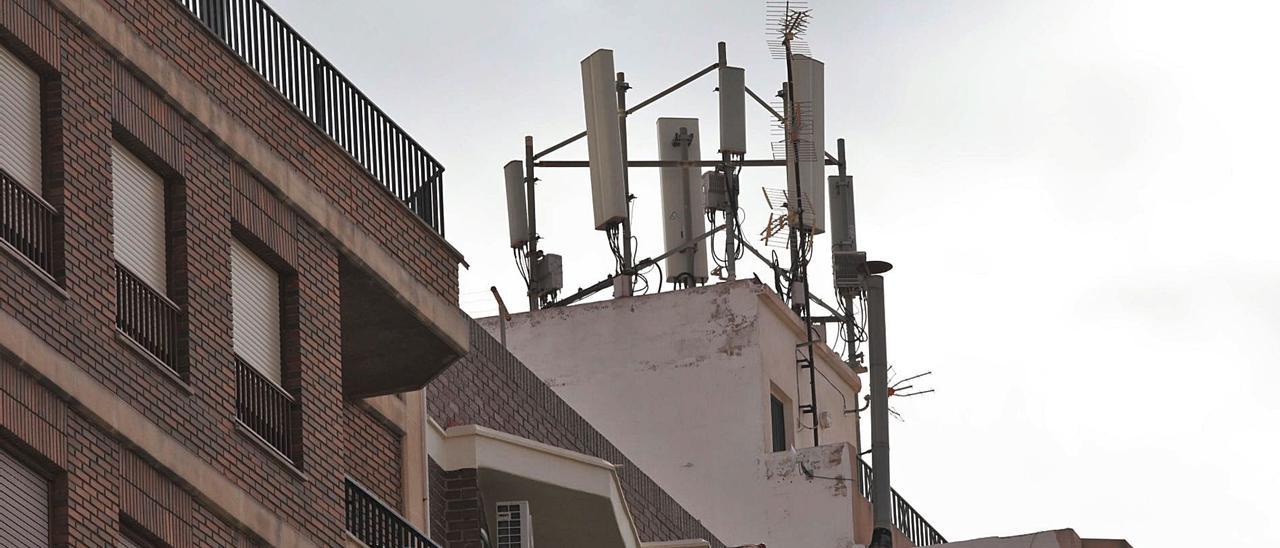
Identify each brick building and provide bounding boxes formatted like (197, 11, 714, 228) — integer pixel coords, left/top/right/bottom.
(0, 0, 726, 546)
(0, 0, 464, 544)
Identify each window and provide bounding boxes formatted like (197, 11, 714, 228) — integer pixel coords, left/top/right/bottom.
(0, 448, 48, 547)
(230, 239, 298, 463)
(111, 141, 180, 372)
(230, 240, 282, 383)
(770, 395, 788, 452)
(496, 501, 533, 548)
(111, 142, 167, 292)
(0, 45, 42, 194)
(0, 45, 57, 276)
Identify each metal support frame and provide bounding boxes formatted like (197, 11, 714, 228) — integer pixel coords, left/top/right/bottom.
(516, 34, 909, 548)
(718, 42, 738, 281)
(547, 225, 726, 309)
(523, 136, 540, 311)
(616, 71, 635, 297)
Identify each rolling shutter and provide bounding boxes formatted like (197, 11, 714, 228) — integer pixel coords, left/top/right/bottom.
(0, 46, 41, 193)
(111, 142, 167, 292)
(0, 449, 48, 548)
(230, 240, 282, 384)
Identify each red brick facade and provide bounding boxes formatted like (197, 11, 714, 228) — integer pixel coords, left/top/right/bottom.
(0, 0, 458, 545)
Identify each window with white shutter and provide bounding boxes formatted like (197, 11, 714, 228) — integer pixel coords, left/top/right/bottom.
(0, 45, 41, 193)
(111, 142, 167, 292)
(230, 240, 282, 384)
(0, 448, 48, 548)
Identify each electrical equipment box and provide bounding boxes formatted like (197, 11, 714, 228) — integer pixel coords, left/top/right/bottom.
(828, 175, 854, 252)
(832, 250, 866, 289)
(656, 118, 708, 284)
(785, 55, 826, 234)
(718, 66, 746, 154)
(504, 160, 529, 248)
(533, 253, 563, 297)
(581, 49, 628, 230)
(703, 170, 730, 212)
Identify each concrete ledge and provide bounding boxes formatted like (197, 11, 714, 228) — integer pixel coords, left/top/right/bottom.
(0, 309, 319, 548)
(48, 0, 469, 358)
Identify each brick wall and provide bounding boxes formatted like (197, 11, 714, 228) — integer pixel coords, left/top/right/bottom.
(435, 467, 487, 548)
(1, 0, 454, 544)
(344, 402, 404, 511)
(428, 457, 448, 541)
(424, 321, 727, 548)
(1, 355, 251, 547)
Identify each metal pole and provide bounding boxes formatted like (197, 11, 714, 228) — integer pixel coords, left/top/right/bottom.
(718, 42, 737, 281)
(782, 32, 820, 447)
(867, 274, 893, 544)
(837, 139, 853, 251)
(616, 71, 634, 296)
(524, 136, 539, 311)
(490, 286, 511, 347)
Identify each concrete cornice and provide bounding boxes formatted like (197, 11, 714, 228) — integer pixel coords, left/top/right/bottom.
(47, 0, 469, 356)
(0, 309, 318, 548)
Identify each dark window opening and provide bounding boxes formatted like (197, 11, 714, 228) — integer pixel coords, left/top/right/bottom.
(770, 395, 787, 452)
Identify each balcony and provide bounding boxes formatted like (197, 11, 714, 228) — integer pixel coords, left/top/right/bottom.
(338, 256, 463, 398)
(858, 458, 946, 546)
(0, 168, 56, 276)
(115, 262, 181, 373)
(345, 477, 439, 548)
(235, 356, 299, 463)
(175, 0, 445, 234)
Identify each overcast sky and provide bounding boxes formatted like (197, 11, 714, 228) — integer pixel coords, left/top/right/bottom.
(271, 1, 1279, 545)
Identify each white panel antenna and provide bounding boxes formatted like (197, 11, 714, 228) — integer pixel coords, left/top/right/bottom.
(827, 175, 854, 249)
(718, 66, 746, 155)
(656, 118, 708, 284)
(504, 160, 529, 248)
(786, 54, 825, 234)
(581, 49, 628, 230)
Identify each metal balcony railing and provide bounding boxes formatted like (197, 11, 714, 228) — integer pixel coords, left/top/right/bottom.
(858, 458, 946, 546)
(0, 169, 56, 275)
(115, 262, 181, 373)
(235, 355, 298, 462)
(345, 478, 439, 548)
(175, 0, 446, 234)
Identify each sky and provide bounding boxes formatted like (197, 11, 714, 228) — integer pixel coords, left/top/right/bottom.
(270, 1, 1280, 545)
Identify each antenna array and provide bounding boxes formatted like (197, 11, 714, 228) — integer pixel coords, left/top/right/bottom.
(502, 8, 934, 541)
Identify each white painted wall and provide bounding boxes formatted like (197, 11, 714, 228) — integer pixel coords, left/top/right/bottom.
(481, 280, 865, 547)
(762, 443, 862, 548)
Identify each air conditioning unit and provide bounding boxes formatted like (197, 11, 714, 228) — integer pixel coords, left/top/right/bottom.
(496, 501, 534, 548)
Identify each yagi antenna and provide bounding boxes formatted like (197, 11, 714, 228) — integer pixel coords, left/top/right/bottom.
(765, 0, 813, 59)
